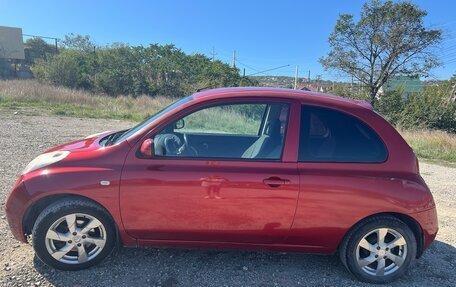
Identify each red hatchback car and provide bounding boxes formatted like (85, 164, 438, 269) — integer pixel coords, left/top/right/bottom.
(6, 87, 437, 283)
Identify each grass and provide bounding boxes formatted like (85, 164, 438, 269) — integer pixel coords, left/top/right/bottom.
(1, 79, 456, 163)
(182, 104, 265, 135)
(400, 129, 456, 164)
(0, 80, 173, 122)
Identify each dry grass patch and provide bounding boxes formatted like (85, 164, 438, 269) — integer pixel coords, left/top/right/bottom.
(0, 80, 173, 121)
(400, 129, 456, 163)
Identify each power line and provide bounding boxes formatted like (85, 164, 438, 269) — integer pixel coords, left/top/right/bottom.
(441, 54, 456, 61)
(23, 33, 59, 41)
(440, 46, 456, 54)
(246, 64, 291, 76)
(443, 44, 456, 50)
(236, 60, 269, 76)
(228, 51, 294, 77)
(23, 33, 59, 52)
(235, 60, 260, 71)
(428, 20, 456, 29)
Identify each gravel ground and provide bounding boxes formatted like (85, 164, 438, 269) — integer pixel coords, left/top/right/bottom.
(0, 107, 455, 287)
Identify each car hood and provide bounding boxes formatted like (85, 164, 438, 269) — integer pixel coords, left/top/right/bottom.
(45, 130, 114, 153)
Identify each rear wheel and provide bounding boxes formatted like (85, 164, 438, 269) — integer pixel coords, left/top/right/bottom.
(342, 216, 417, 283)
(32, 198, 116, 270)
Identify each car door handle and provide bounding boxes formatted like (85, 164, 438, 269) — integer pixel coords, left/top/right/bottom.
(263, 177, 290, 188)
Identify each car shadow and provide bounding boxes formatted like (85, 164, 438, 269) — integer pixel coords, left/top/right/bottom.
(33, 240, 456, 287)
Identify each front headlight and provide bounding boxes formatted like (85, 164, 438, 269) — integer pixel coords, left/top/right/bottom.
(22, 151, 70, 174)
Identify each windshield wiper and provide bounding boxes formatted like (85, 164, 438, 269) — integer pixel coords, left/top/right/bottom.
(104, 130, 126, 146)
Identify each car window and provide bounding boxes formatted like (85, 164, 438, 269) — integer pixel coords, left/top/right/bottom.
(114, 96, 194, 144)
(180, 103, 267, 135)
(153, 102, 290, 160)
(299, 105, 387, 162)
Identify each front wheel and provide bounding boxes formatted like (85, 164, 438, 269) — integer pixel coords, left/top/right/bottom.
(32, 198, 116, 270)
(341, 216, 417, 284)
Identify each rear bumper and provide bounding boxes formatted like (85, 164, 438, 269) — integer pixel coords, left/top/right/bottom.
(5, 180, 29, 243)
(411, 206, 438, 253)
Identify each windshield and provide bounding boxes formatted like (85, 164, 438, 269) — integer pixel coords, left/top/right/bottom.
(113, 95, 194, 144)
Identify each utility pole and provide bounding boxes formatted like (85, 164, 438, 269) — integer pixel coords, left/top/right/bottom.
(294, 65, 299, 89)
(307, 70, 311, 87)
(210, 47, 217, 61)
(232, 50, 236, 68)
(351, 75, 354, 93)
(243, 68, 245, 77)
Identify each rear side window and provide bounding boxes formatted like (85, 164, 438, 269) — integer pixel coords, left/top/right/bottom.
(299, 105, 387, 163)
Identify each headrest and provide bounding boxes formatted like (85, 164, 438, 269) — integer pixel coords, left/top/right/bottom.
(267, 119, 281, 137)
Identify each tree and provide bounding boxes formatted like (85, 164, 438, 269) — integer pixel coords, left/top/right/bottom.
(24, 38, 57, 64)
(320, 0, 442, 107)
(326, 82, 356, 99)
(61, 33, 95, 52)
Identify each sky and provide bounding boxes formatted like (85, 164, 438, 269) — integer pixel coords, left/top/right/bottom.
(2, 0, 456, 81)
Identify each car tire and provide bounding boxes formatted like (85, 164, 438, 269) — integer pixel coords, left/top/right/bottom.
(32, 198, 116, 271)
(341, 215, 417, 284)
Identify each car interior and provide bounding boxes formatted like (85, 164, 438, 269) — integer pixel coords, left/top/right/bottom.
(299, 105, 387, 162)
(153, 103, 290, 160)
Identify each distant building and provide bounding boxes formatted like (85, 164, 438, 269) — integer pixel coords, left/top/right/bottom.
(298, 84, 327, 93)
(383, 76, 423, 99)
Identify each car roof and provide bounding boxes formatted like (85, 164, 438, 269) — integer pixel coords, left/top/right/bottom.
(193, 87, 373, 110)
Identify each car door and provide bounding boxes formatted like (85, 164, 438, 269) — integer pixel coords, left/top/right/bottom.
(119, 98, 300, 244)
(287, 104, 389, 250)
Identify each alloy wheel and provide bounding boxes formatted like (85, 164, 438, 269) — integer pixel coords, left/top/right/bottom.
(356, 227, 407, 276)
(44, 213, 107, 264)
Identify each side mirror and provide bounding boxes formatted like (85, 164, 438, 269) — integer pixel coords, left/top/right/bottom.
(175, 119, 185, 129)
(139, 138, 154, 158)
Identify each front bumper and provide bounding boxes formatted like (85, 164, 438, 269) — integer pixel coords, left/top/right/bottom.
(5, 179, 29, 243)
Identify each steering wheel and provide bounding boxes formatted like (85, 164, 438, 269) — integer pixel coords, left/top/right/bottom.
(177, 133, 198, 156)
(163, 134, 182, 155)
(179, 133, 189, 154)
(162, 133, 198, 156)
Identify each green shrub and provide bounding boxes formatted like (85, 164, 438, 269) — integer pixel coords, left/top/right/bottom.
(33, 50, 93, 89)
(376, 89, 405, 125)
(398, 83, 456, 133)
(32, 35, 250, 98)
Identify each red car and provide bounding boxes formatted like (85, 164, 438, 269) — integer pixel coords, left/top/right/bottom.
(6, 87, 437, 283)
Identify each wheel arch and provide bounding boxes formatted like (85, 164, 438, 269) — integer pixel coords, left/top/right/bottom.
(339, 212, 424, 259)
(23, 194, 119, 242)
